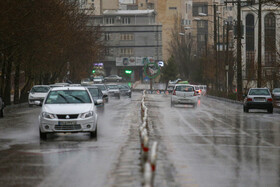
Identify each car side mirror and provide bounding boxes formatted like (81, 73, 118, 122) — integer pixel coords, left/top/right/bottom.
(34, 101, 42, 106)
(96, 99, 103, 105)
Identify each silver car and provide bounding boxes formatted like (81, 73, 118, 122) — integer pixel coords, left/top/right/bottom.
(91, 84, 109, 102)
(243, 88, 273, 113)
(171, 84, 198, 107)
(28, 85, 50, 107)
(106, 84, 120, 99)
(38, 87, 100, 139)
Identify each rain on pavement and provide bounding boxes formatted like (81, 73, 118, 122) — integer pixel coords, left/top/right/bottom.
(0, 90, 280, 187)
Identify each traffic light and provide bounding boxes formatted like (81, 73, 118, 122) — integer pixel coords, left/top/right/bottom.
(125, 70, 132, 74)
(92, 69, 96, 74)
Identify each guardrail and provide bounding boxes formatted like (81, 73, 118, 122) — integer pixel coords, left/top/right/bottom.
(140, 90, 158, 187)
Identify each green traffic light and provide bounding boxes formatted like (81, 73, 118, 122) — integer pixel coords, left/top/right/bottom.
(125, 70, 132, 74)
(92, 70, 96, 73)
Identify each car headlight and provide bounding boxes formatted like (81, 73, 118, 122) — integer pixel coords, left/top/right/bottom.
(41, 112, 57, 119)
(80, 111, 94, 119)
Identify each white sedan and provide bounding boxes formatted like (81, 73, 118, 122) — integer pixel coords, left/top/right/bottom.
(37, 86, 101, 139)
(171, 84, 198, 107)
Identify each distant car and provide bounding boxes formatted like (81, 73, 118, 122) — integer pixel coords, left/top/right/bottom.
(243, 88, 273, 113)
(272, 88, 280, 107)
(91, 84, 109, 102)
(93, 76, 104, 83)
(81, 78, 93, 85)
(106, 84, 120, 99)
(28, 85, 50, 107)
(171, 84, 198, 107)
(118, 84, 131, 98)
(198, 85, 207, 96)
(104, 75, 122, 82)
(38, 86, 99, 139)
(192, 85, 202, 98)
(86, 86, 105, 107)
(0, 96, 4, 117)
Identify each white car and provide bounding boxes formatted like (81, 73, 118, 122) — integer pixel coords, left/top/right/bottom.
(37, 86, 100, 139)
(104, 75, 122, 82)
(171, 84, 198, 107)
(93, 76, 104, 83)
(28, 85, 50, 106)
(106, 84, 120, 99)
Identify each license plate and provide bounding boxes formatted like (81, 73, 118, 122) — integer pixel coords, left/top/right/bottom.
(58, 121, 76, 125)
(255, 99, 265, 102)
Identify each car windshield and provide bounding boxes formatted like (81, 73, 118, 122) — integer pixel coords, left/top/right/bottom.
(45, 90, 91, 104)
(107, 85, 118, 89)
(31, 86, 50, 93)
(88, 88, 100, 97)
(249, 89, 270, 96)
(273, 88, 280, 93)
(175, 86, 194, 92)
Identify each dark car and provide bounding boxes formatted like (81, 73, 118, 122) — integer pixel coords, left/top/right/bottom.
(118, 85, 131, 98)
(0, 96, 4, 117)
(243, 88, 273, 113)
(106, 84, 120, 99)
(91, 84, 109, 103)
(86, 87, 105, 107)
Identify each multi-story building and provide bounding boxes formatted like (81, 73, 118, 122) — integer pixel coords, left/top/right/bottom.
(241, 2, 280, 88)
(90, 9, 162, 81)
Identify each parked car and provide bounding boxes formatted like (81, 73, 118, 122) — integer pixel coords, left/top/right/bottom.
(28, 85, 50, 107)
(0, 96, 4, 117)
(91, 84, 109, 102)
(243, 88, 273, 113)
(118, 84, 131, 98)
(93, 76, 104, 84)
(272, 88, 280, 107)
(86, 86, 105, 107)
(171, 84, 198, 108)
(38, 86, 99, 139)
(104, 75, 122, 82)
(106, 84, 120, 99)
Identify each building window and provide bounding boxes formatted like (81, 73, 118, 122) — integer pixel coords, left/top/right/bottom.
(122, 17, 131, 24)
(246, 51, 255, 78)
(120, 34, 134, 40)
(120, 48, 134, 56)
(246, 14, 254, 51)
(169, 7, 177, 10)
(104, 33, 110, 41)
(264, 13, 276, 66)
(197, 34, 206, 42)
(197, 20, 207, 28)
(106, 17, 115, 24)
(193, 3, 208, 16)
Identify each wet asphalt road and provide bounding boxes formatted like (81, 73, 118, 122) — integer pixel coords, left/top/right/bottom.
(0, 93, 142, 187)
(146, 94, 280, 187)
(1, 92, 280, 187)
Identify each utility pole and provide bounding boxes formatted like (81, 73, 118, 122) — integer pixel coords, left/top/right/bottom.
(214, 4, 218, 90)
(257, 1, 262, 87)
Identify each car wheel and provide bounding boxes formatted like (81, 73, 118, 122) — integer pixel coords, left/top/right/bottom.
(39, 130, 47, 139)
(0, 109, 3, 117)
(268, 107, 273, 114)
(90, 125, 97, 138)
